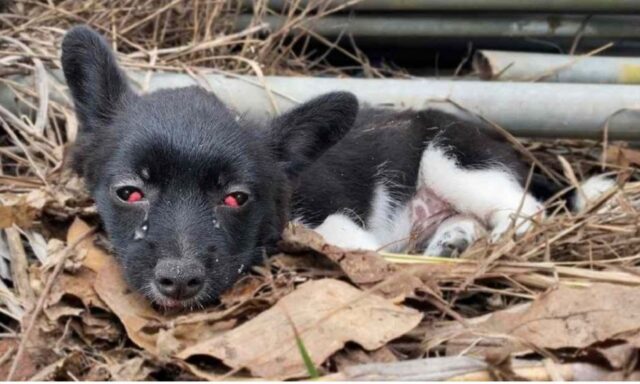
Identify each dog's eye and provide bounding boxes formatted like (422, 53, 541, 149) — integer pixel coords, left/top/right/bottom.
(222, 192, 248, 208)
(116, 186, 145, 203)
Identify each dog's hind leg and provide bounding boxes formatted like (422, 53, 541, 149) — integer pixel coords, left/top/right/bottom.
(419, 142, 544, 242)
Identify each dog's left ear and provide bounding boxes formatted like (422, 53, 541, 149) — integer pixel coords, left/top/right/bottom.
(269, 92, 358, 178)
(61, 25, 132, 132)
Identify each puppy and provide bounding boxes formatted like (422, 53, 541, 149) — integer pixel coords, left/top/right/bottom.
(61, 26, 614, 309)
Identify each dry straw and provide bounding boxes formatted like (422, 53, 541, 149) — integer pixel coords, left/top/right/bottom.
(0, 0, 639, 380)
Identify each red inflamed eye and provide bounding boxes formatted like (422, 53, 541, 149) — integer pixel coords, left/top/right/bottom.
(223, 192, 248, 208)
(116, 186, 144, 203)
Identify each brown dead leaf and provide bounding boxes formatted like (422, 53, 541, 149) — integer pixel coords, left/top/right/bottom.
(596, 343, 637, 370)
(178, 278, 422, 379)
(442, 283, 640, 356)
(280, 225, 397, 284)
(38, 219, 125, 346)
(280, 225, 456, 301)
(48, 269, 108, 311)
(29, 351, 86, 381)
(0, 339, 37, 381)
(0, 205, 35, 229)
(108, 356, 152, 381)
(94, 254, 167, 354)
(607, 144, 640, 167)
(78, 311, 122, 343)
(66, 218, 111, 272)
(43, 304, 84, 323)
(219, 275, 266, 307)
(333, 345, 397, 371)
(64, 219, 166, 353)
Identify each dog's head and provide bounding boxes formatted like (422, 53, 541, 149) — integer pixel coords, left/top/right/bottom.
(61, 26, 358, 310)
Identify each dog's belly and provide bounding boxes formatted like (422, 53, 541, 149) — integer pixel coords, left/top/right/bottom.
(406, 186, 456, 251)
(311, 184, 459, 253)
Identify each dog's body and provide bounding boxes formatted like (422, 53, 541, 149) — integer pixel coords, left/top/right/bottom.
(293, 108, 541, 254)
(61, 26, 613, 310)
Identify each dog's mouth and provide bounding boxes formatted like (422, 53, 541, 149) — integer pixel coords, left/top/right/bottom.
(134, 250, 260, 311)
(143, 282, 210, 312)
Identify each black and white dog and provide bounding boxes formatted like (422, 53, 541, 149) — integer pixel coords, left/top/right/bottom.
(61, 26, 613, 309)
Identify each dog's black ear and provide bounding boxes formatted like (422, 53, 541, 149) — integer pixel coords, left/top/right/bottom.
(269, 92, 358, 177)
(61, 25, 132, 132)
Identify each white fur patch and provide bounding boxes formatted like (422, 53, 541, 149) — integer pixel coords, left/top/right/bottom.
(366, 184, 412, 252)
(313, 213, 381, 251)
(419, 143, 543, 242)
(572, 175, 616, 212)
(311, 184, 414, 252)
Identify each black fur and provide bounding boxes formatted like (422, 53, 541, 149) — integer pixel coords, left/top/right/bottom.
(62, 26, 540, 308)
(61, 26, 361, 307)
(293, 108, 529, 226)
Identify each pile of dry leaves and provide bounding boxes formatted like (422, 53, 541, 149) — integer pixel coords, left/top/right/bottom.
(2, 0, 640, 381)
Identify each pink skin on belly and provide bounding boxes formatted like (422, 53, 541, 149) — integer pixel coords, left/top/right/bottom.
(408, 186, 456, 252)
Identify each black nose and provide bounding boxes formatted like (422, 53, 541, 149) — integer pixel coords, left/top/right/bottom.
(154, 259, 205, 300)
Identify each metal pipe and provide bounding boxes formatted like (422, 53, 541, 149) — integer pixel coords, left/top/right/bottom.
(2, 70, 640, 140)
(235, 14, 640, 41)
(250, 0, 640, 13)
(474, 50, 640, 84)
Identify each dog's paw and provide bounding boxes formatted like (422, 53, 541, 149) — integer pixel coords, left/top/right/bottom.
(313, 213, 380, 251)
(425, 230, 471, 257)
(424, 215, 483, 257)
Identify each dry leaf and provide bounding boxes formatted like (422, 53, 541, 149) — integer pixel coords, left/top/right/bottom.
(43, 304, 84, 323)
(280, 225, 396, 284)
(0, 202, 37, 229)
(156, 329, 182, 357)
(333, 345, 397, 371)
(280, 225, 451, 300)
(94, 255, 167, 354)
(596, 343, 636, 370)
(606, 145, 640, 167)
(45, 220, 110, 312)
(178, 278, 422, 379)
(442, 283, 640, 356)
(0, 339, 37, 381)
(108, 357, 152, 381)
(29, 351, 87, 381)
(65, 218, 110, 273)
(48, 266, 108, 310)
(219, 275, 266, 306)
(66, 219, 168, 352)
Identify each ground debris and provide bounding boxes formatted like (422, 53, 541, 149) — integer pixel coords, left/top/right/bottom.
(426, 283, 640, 360)
(177, 279, 422, 380)
(2, 0, 640, 380)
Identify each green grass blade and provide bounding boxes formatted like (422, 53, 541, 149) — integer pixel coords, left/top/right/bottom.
(295, 332, 319, 379)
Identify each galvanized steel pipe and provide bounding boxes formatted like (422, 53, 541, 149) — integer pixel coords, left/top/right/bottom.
(474, 50, 640, 84)
(250, 0, 640, 13)
(235, 14, 640, 41)
(2, 70, 640, 140)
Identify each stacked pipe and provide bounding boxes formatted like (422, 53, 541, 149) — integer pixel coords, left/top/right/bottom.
(231, 0, 640, 139)
(3, 2, 640, 139)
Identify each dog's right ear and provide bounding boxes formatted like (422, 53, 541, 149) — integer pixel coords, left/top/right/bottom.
(269, 92, 358, 178)
(61, 25, 132, 132)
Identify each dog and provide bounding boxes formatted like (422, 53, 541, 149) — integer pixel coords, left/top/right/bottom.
(61, 25, 614, 310)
